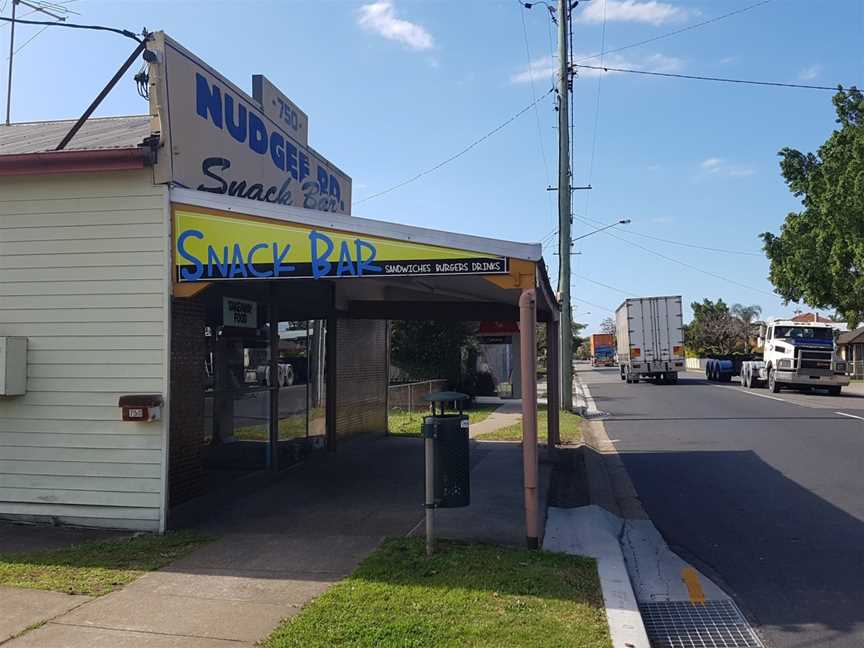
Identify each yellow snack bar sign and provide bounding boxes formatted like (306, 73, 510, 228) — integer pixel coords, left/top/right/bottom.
(174, 208, 508, 283)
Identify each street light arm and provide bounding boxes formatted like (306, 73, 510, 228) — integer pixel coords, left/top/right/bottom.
(571, 219, 630, 243)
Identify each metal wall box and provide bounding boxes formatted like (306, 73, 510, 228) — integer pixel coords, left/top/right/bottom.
(119, 394, 164, 422)
(0, 337, 27, 396)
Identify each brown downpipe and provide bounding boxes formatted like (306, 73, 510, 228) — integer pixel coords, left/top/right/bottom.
(519, 288, 539, 549)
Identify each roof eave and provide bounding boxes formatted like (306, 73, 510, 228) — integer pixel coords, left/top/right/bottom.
(0, 147, 152, 176)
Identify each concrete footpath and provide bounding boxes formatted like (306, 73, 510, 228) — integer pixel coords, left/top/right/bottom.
(3, 435, 543, 647)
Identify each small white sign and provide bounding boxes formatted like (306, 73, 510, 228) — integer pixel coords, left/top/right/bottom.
(223, 297, 258, 328)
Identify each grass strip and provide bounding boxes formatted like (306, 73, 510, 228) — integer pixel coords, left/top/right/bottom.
(263, 537, 610, 648)
(475, 406, 582, 444)
(0, 531, 209, 596)
(388, 405, 497, 437)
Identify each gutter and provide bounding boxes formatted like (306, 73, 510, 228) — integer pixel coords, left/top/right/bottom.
(0, 145, 154, 176)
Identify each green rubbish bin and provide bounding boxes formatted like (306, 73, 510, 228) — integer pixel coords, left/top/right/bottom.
(422, 391, 470, 508)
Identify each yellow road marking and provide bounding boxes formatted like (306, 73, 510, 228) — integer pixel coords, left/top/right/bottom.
(682, 566, 706, 604)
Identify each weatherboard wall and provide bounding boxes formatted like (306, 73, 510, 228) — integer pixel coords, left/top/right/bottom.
(0, 171, 170, 531)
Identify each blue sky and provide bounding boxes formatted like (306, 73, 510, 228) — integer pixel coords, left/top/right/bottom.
(2, 0, 862, 331)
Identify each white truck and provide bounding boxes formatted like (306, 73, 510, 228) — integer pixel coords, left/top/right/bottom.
(616, 296, 686, 384)
(740, 319, 849, 394)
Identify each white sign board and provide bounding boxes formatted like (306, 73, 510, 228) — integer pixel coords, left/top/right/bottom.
(252, 74, 309, 146)
(223, 297, 258, 328)
(150, 32, 351, 215)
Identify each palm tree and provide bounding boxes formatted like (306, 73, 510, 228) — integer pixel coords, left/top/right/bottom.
(731, 304, 762, 351)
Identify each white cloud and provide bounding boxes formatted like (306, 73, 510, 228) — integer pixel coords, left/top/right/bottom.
(577, 0, 687, 26)
(511, 52, 683, 83)
(356, 1, 434, 51)
(699, 157, 755, 178)
(701, 157, 723, 172)
(798, 64, 822, 81)
(719, 56, 737, 65)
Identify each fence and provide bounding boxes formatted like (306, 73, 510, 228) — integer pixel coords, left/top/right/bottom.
(686, 358, 708, 371)
(846, 361, 864, 379)
(388, 379, 449, 411)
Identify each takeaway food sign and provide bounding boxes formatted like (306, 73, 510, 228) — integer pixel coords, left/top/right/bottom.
(173, 208, 509, 282)
(149, 33, 351, 215)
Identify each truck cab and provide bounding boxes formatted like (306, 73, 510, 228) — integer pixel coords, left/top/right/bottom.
(741, 320, 849, 394)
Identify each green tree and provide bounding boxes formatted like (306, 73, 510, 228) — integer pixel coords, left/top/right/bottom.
(685, 299, 742, 356)
(730, 303, 762, 350)
(390, 321, 475, 387)
(599, 317, 616, 335)
(761, 87, 864, 327)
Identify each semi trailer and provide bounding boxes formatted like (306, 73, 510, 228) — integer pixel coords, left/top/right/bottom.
(590, 333, 615, 367)
(616, 296, 685, 384)
(740, 319, 849, 394)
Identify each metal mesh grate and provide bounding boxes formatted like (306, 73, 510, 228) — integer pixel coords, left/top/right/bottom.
(640, 600, 763, 648)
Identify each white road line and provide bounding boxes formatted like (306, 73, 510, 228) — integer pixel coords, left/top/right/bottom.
(712, 384, 791, 404)
(834, 411, 864, 421)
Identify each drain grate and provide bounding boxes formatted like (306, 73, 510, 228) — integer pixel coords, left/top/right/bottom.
(640, 600, 763, 648)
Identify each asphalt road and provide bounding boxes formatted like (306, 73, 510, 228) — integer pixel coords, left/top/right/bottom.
(579, 365, 864, 648)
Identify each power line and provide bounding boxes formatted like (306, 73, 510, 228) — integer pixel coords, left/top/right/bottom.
(356, 87, 554, 205)
(573, 0, 777, 65)
(539, 225, 761, 257)
(572, 213, 776, 297)
(616, 229, 762, 257)
(0, 16, 142, 42)
(573, 273, 635, 296)
(572, 63, 844, 91)
(517, 3, 556, 229)
(573, 297, 616, 313)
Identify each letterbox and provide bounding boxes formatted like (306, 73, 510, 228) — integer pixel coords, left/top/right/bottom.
(119, 395, 163, 422)
(422, 392, 471, 508)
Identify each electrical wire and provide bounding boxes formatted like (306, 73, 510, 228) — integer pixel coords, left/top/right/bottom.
(518, 3, 555, 229)
(572, 63, 844, 91)
(573, 273, 635, 296)
(572, 213, 776, 297)
(573, 0, 777, 65)
(6, 23, 50, 58)
(356, 87, 555, 205)
(573, 297, 616, 313)
(0, 16, 142, 42)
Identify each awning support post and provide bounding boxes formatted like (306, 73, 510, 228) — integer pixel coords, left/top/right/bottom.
(547, 317, 560, 448)
(519, 288, 539, 549)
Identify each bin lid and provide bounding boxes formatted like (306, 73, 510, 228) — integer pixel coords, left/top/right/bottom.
(423, 391, 469, 403)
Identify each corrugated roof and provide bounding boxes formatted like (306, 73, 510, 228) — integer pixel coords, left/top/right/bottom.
(0, 115, 152, 155)
(837, 327, 864, 345)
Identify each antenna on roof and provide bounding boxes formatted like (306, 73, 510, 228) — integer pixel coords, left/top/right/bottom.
(4, 0, 77, 125)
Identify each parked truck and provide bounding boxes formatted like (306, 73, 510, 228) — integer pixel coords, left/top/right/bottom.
(590, 333, 616, 367)
(740, 319, 849, 394)
(616, 296, 685, 384)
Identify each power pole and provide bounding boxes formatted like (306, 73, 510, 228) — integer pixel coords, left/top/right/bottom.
(557, 0, 573, 410)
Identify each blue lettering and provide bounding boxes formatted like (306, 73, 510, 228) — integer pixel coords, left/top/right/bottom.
(272, 243, 295, 277)
(270, 132, 285, 170)
(247, 243, 272, 278)
(336, 241, 356, 276)
(177, 229, 204, 281)
(207, 245, 230, 279)
(230, 244, 248, 278)
(330, 175, 341, 201)
(299, 152, 310, 182)
(355, 239, 382, 275)
(249, 112, 268, 155)
(224, 94, 247, 143)
(317, 168, 329, 196)
(285, 142, 299, 180)
(195, 74, 222, 128)
(309, 231, 333, 278)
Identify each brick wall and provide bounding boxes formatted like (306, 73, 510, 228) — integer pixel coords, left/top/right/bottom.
(335, 319, 388, 438)
(169, 298, 206, 506)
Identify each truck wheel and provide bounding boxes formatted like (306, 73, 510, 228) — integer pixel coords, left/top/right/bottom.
(768, 369, 781, 393)
(829, 386, 842, 396)
(668, 372, 678, 384)
(722, 373, 732, 383)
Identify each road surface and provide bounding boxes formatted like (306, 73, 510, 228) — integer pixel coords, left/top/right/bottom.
(579, 365, 864, 648)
